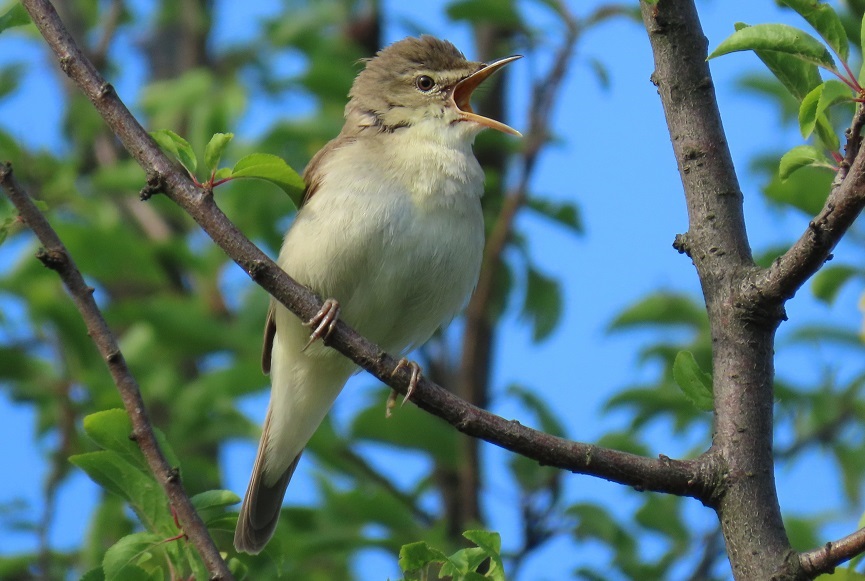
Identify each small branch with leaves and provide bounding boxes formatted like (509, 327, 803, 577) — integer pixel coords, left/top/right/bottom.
(0, 163, 236, 581)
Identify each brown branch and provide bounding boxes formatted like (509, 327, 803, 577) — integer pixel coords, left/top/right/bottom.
(0, 163, 234, 581)
(20, 0, 719, 510)
(750, 103, 865, 306)
(469, 3, 580, 323)
(801, 527, 865, 576)
(91, 0, 123, 70)
(642, 0, 803, 579)
(37, 376, 75, 580)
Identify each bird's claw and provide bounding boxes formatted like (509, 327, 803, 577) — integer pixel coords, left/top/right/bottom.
(302, 298, 340, 352)
(386, 358, 422, 418)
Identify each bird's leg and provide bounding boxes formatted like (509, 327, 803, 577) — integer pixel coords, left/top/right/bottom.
(301, 298, 340, 352)
(386, 358, 422, 418)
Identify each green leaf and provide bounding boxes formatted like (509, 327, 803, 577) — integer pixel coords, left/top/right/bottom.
(811, 265, 858, 304)
(398, 541, 447, 572)
(80, 568, 106, 581)
(0, 4, 31, 34)
(635, 496, 688, 543)
(462, 530, 505, 581)
(447, 0, 521, 27)
(709, 23, 837, 73)
(779, 145, 834, 180)
(440, 547, 488, 578)
(817, 569, 865, 580)
(204, 132, 233, 173)
(523, 267, 562, 341)
(230, 153, 304, 208)
(814, 114, 841, 152)
(526, 197, 582, 234)
(816, 79, 850, 117)
(779, 0, 849, 62)
(506, 385, 566, 436)
(69, 451, 170, 532)
(83, 410, 148, 473)
(860, 12, 865, 83)
(799, 81, 850, 139)
(762, 159, 833, 215)
(609, 293, 708, 331)
(102, 532, 162, 581)
(80, 410, 181, 476)
(781, 0, 850, 61)
(799, 84, 823, 138)
(672, 351, 714, 412)
(190, 489, 240, 511)
(213, 167, 232, 180)
(734, 24, 823, 101)
(149, 129, 197, 174)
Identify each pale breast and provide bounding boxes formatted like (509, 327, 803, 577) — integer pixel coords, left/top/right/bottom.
(278, 121, 486, 355)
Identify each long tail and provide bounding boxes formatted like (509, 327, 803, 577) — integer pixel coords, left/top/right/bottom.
(234, 406, 301, 554)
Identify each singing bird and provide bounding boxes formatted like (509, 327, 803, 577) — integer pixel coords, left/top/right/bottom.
(235, 35, 521, 553)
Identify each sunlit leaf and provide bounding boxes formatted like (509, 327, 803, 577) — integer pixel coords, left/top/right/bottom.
(798, 81, 850, 139)
(398, 541, 447, 572)
(230, 153, 304, 208)
(149, 129, 197, 174)
(710, 23, 837, 73)
(190, 489, 240, 512)
(204, 132, 233, 173)
(734, 24, 823, 101)
(102, 532, 162, 581)
(779, 0, 849, 62)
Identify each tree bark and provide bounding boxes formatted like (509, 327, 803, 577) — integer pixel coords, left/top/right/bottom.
(641, 0, 804, 578)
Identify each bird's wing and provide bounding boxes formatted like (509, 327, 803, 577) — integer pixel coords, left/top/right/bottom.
(261, 303, 276, 375)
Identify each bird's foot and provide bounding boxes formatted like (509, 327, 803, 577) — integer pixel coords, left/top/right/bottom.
(302, 298, 340, 352)
(386, 358, 422, 418)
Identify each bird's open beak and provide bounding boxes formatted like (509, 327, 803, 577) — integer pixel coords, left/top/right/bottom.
(452, 55, 522, 136)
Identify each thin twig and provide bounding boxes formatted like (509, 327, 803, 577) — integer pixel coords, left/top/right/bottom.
(20, 0, 718, 506)
(91, 0, 123, 69)
(801, 526, 865, 576)
(0, 163, 234, 581)
(467, 4, 580, 325)
(36, 376, 75, 581)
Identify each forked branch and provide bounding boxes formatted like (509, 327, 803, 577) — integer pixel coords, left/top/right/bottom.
(18, 0, 719, 503)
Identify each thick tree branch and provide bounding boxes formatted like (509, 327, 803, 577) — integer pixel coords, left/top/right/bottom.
(642, 0, 802, 579)
(0, 163, 234, 581)
(19, 0, 720, 503)
(800, 526, 865, 576)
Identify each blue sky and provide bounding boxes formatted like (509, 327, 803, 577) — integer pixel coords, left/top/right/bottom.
(1, 1, 864, 579)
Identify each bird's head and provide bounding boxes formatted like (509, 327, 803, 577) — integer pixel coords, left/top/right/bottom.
(346, 35, 521, 137)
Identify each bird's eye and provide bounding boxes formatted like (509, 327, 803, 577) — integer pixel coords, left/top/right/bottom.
(415, 75, 435, 92)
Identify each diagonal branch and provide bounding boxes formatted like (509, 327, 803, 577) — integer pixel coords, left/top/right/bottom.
(750, 104, 865, 306)
(800, 526, 865, 576)
(0, 163, 234, 581)
(20, 0, 718, 504)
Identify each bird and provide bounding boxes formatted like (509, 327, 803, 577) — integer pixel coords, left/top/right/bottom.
(234, 35, 520, 554)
